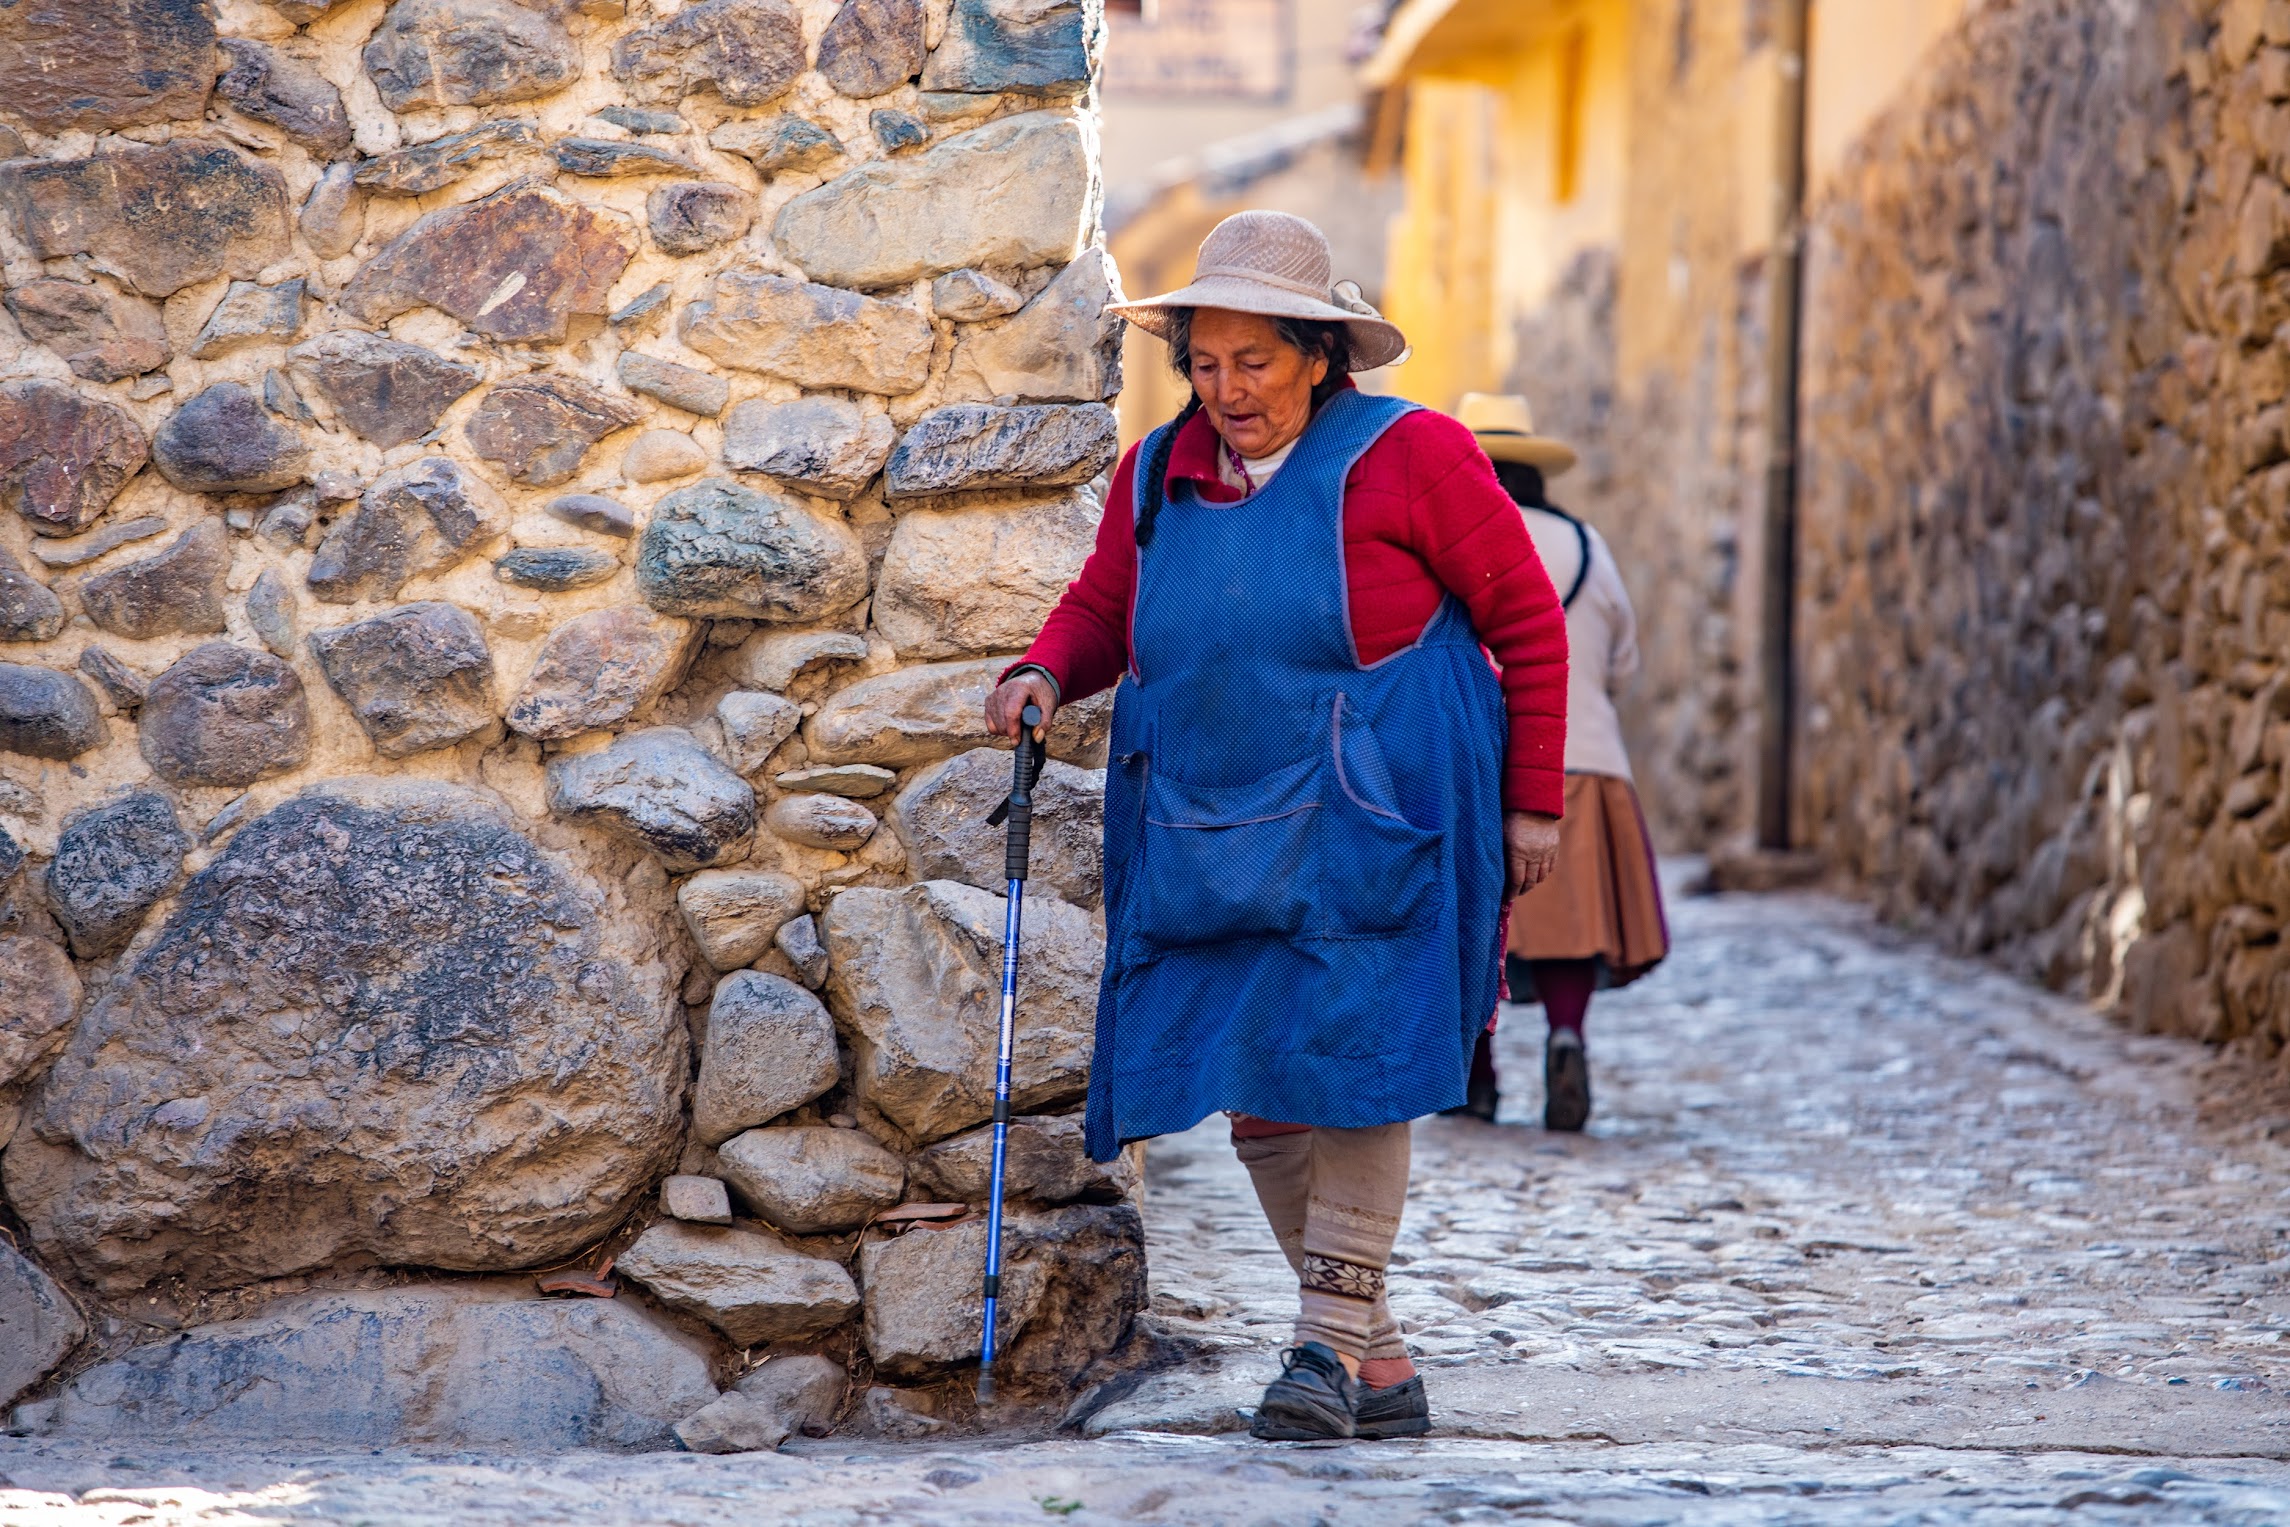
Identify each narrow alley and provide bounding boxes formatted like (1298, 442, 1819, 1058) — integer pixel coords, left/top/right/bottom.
(8, 878, 2289, 1524)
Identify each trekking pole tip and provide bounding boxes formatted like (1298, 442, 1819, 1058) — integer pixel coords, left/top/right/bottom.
(975, 1370, 996, 1406)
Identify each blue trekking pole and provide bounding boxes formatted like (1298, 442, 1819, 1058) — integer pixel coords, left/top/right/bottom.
(978, 702, 1045, 1404)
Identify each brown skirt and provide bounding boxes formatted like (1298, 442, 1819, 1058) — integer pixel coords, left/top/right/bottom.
(1506, 772, 1669, 989)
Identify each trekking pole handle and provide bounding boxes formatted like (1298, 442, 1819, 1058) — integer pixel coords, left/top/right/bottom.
(1005, 704, 1043, 882)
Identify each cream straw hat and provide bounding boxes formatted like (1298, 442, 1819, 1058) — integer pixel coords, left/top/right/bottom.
(1108, 210, 1409, 372)
(1457, 392, 1579, 476)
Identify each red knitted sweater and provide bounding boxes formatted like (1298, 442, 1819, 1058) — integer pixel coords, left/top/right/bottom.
(1012, 402, 1571, 816)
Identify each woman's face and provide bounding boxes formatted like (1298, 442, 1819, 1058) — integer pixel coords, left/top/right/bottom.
(1186, 308, 1328, 459)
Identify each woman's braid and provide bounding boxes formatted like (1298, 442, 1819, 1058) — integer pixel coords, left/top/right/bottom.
(1136, 393, 1202, 551)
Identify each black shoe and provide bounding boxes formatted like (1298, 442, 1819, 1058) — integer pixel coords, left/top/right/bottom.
(1545, 1029, 1591, 1132)
(1354, 1375, 1430, 1439)
(1249, 1342, 1358, 1440)
(1438, 1076, 1499, 1121)
(1439, 1031, 1500, 1120)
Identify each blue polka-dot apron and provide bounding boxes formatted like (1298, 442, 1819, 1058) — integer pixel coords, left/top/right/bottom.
(1083, 390, 1508, 1161)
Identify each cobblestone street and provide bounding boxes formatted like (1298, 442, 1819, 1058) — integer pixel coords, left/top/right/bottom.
(9, 881, 2290, 1523)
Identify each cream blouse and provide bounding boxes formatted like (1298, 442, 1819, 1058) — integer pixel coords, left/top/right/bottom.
(1521, 505, 1639, 781)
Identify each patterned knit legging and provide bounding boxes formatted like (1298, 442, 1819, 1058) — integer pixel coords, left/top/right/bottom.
(1232, 1123, 1411, 1361)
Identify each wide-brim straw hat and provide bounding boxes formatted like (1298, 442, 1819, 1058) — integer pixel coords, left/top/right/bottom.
(1108, 210, 1410, 373)
(1458, 392, 1579, 476)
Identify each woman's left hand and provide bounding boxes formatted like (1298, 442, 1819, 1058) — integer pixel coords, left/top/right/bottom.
(1505, 811, 1561, 898)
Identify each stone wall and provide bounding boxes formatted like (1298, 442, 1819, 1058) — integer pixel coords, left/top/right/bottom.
(0, 0, 1144, 1450)
(1795, 0, 2290, 1050)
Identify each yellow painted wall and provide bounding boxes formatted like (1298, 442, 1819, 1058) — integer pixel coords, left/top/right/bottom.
(1373, 0, 1981, 406)
(1379, 0, 1633, 412)
(1614, 0, 1759, 392)
(1805, 0, 1975, 187)
(1383, 77, 1502, 413)
(1338, 0, 1982, 431)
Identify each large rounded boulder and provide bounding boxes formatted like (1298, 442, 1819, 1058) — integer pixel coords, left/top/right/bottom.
(2, 780, 685, 1295)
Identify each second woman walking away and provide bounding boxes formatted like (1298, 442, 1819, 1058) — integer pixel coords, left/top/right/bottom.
(984, 214, 1570, 1442)
(1456, 393, 1669, 1133)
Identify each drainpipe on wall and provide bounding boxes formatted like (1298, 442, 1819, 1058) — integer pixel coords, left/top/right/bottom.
(1755, 0, 1812, 851)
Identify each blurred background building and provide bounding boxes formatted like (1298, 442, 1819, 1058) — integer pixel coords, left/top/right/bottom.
(1358, 0, 1978, 859)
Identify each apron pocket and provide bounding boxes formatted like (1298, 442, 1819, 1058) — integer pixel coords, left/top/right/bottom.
(1323, 700, 1444, 936)
(1138, 756, 1322, 948)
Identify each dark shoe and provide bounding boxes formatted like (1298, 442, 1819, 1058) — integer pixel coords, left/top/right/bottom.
(1249, 1342, 1358, 1440)
(1545, 1029, 1591, 1132)
(1439, 1031, 1500, 1120)
(1354, 1374, 1430, 1439)
(1438, 1077, 1499, 1121)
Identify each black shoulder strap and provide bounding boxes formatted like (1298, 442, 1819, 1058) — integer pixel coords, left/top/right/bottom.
(1564, 518, 1592, 609)
(1535, 505, 1594, 609)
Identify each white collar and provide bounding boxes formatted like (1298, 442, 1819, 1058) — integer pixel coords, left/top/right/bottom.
(1217, 435, 1301, 496)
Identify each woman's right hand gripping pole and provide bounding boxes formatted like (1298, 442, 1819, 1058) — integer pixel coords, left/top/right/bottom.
(986, 670, 1058, 743)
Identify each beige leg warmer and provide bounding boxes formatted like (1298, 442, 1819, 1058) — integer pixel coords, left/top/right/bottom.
(1234, 1123, 1411, 1361)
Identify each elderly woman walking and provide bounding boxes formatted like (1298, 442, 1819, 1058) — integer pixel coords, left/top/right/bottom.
(1451, 395, 1670, 1133)
(985, 212, 1570, 1441)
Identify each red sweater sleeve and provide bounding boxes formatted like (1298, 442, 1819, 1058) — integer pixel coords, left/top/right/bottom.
(1376, 412, 1571, 816)
(1009, 442, 1138, 702)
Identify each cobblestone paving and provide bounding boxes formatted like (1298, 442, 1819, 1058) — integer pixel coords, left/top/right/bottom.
(9, 885, 2290, 1523)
